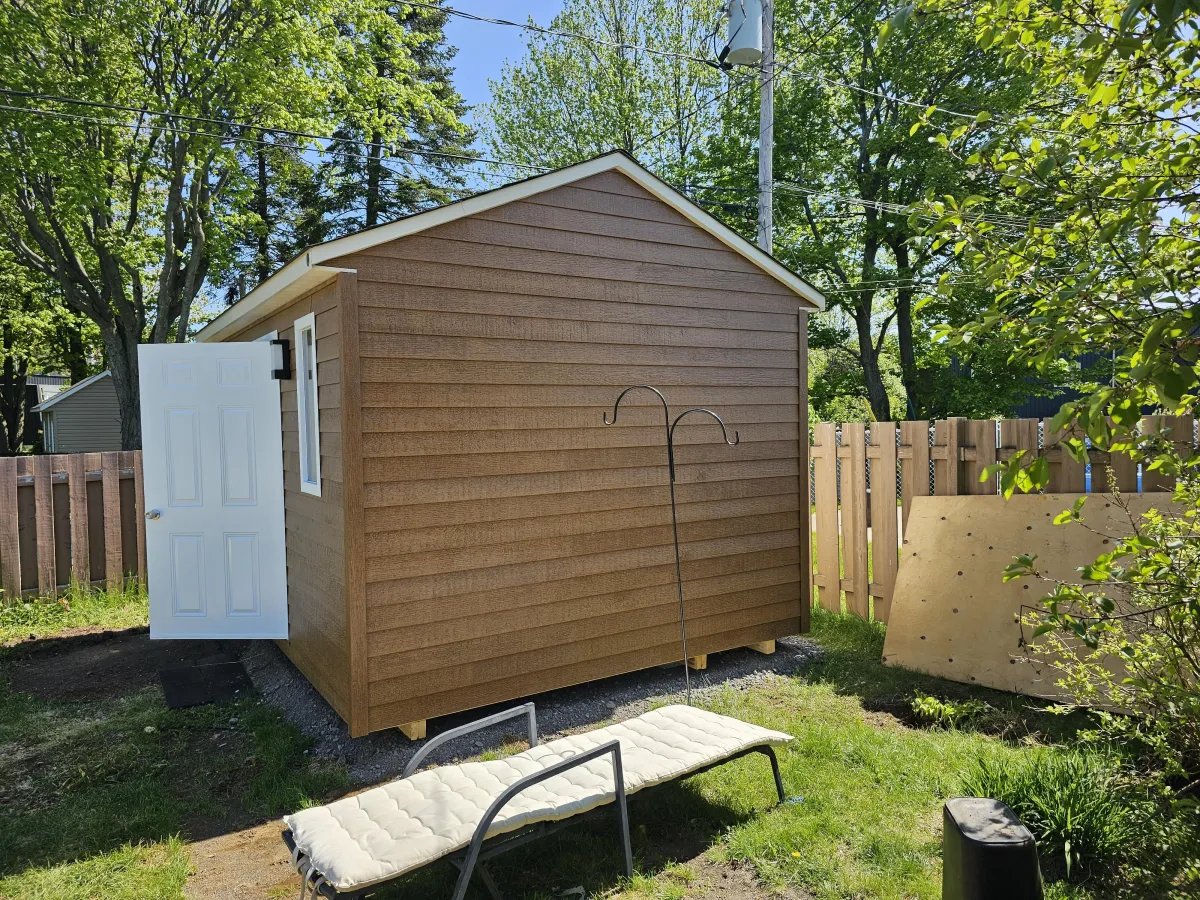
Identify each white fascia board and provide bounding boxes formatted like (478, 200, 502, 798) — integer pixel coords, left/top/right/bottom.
(195, 263, 355, 343)
(196, 153, 824, 344)
(32, 370, 111, 412)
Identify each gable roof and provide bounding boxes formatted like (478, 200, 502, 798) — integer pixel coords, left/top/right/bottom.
(33, 370, 111, 412)
(197, 151, 824, 343)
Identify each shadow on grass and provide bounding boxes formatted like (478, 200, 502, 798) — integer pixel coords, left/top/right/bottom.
(803, 608, 1094, 747)
(372, 778, 764, 900)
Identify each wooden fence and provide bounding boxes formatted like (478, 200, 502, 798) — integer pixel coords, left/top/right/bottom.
(810, 415, 1194, 624)
(0, 451, 145, 602)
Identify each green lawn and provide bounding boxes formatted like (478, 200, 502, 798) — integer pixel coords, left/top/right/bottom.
(0, 596, 1181, 899)
(0, 582, 150, 645)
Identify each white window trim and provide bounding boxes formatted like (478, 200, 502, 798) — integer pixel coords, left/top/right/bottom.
(294, 313, 322, 496)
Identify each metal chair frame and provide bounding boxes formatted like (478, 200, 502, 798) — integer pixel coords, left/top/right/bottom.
(282, 704, 786, 900)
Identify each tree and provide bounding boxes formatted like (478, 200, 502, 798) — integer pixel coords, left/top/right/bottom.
(482, 0, 726, 182)
(905, 0, 1200, 806)
(0, 0, 467, 448)
(700, 0, 1037, 421)
(0, 250, 100, 454)
(214, 0, 474, 300)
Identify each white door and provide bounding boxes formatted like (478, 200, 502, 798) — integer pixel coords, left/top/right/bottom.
(139, 342, 288, 639)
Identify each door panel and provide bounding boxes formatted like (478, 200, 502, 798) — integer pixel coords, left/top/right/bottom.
(140, 343, 288, 639)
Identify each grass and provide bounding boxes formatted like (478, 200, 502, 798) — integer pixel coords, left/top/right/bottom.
(2, 595, 1189, 899)
(0, 581, 149, 644)
(0, 588, 346, 900)
(366, 613, 1123, 900)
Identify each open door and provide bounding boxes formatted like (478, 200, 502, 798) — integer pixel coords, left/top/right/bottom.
(138, 343, 288, 639)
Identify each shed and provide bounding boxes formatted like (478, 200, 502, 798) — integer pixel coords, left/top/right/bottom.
(34, 371, 122, 453)
(166, 151, 821, 738)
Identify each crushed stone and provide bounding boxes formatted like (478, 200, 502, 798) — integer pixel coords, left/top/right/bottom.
(240, 637, 824, 784)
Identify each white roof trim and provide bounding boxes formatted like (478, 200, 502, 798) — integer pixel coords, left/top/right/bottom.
(196, 151, 824, 343)
(33, 370, 111, 412)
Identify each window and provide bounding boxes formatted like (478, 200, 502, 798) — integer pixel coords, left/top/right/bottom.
(294, 313, 321, 496)
(43, 414, 54, 452)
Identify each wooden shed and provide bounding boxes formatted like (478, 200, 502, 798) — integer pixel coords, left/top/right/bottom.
(164, 151, 822, 737)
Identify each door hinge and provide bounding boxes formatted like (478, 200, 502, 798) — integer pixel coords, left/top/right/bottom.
(271, 338, 292, 379)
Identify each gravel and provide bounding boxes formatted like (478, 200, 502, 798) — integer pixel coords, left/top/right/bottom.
(240, 637, 825, 785)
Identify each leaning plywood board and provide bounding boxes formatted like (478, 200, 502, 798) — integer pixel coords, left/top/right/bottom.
(882, 493, 1170, 699)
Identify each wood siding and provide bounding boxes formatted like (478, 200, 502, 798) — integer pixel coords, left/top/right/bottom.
(229, 280, 352, 723)
(328, 169, 806, 732)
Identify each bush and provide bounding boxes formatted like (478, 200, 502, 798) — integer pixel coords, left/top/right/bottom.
(958, 752, 1137, 880)
(910, 691, 992, 728)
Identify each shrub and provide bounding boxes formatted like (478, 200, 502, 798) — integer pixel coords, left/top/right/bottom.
(958, 752, 1137, 880)
(910, 691, 991, 728)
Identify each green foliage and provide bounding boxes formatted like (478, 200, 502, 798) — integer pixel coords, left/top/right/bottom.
(0, 0, 469, 446)
(482, 0, 723, 182)
(910, 691, 991, 728)
(904, 0, 1200, 792)
(1005, 484, 1200, 783)
(959, 752, 1138, 880)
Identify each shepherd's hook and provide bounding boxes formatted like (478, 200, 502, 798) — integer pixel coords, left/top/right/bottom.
(603, 386, 739, 705)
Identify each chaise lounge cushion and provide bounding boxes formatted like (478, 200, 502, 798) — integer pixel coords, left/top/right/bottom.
(284, 704, 792, 892)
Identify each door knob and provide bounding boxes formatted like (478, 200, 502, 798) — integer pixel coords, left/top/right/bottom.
(145, 509, 162, 520)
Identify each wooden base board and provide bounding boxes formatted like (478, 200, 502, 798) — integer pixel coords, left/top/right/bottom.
(686, 654, 708, 670)
(883, 493, 1165, 699)
(398, 720, 426, 741)
(745, 640, 776, 655)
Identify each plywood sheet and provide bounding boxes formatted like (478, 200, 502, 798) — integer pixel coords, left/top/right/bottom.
(882, 492, 1169, 698)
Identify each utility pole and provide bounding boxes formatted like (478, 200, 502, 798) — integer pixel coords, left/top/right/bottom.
(757, 0, 773, 254)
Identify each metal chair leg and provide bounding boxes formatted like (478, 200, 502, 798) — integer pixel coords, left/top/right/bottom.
(477, 863, 505, 900)
(760, 747, 786, 804)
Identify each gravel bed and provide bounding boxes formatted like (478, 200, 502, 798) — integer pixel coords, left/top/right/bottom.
(241, 637, 824, 785)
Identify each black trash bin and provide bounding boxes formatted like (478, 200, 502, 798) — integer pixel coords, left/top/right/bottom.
(943, 797, 1043, 900)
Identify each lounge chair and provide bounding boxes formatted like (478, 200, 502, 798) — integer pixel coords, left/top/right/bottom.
(282, 703, 792, 899)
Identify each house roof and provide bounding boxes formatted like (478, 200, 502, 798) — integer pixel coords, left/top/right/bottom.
(33, 370, 111, 412)
(196, 151, 824, 343)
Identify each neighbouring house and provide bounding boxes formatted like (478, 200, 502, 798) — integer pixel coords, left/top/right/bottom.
(141, 151, 824, 738)
(34, 371, 122, 453)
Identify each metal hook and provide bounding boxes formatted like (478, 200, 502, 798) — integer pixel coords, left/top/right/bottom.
(602, 386, 741, 706)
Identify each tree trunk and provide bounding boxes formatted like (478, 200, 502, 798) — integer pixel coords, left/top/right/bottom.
(56, 312, 90, 384)
(255, 143, 271, 282)
(854, 302, 892, 421)
(0, 324, 28, 455)
(101, 321, 143, 450)
(891, 239, 920, 418)
(366, 132, 382, 228)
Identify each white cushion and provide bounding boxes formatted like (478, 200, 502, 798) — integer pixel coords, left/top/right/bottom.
(285, 704, 792, 892)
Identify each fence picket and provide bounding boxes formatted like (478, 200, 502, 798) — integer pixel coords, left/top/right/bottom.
(1045, 426, 1087, 492)
(0, 457, 19, 602)
(33, 455, 55, 597)
(101, 452, 124, 589)
(812, 423, 840, 612)
(934, 418, 963, 496)
(67, 453, 90, 588)
(841, 423, 870, 619)
(871, 422, 899, 622)
(965, 420, 998, 495)
(900, 420, 929, 529)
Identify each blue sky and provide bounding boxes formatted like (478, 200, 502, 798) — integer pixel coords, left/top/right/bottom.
(442, 1, 565, 123)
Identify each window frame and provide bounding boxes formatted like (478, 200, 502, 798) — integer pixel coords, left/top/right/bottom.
(294, 313, 322, 497)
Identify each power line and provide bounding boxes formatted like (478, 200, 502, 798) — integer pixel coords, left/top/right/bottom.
(0, 100, 546, 183)
(0, 91, 551, 175)
(405, 0, 720, 67)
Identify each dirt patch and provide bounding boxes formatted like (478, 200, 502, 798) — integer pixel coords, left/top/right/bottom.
(4, 628, 251, 701)
(655, 854, 813, 899)
(184, 818, 295, 900)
